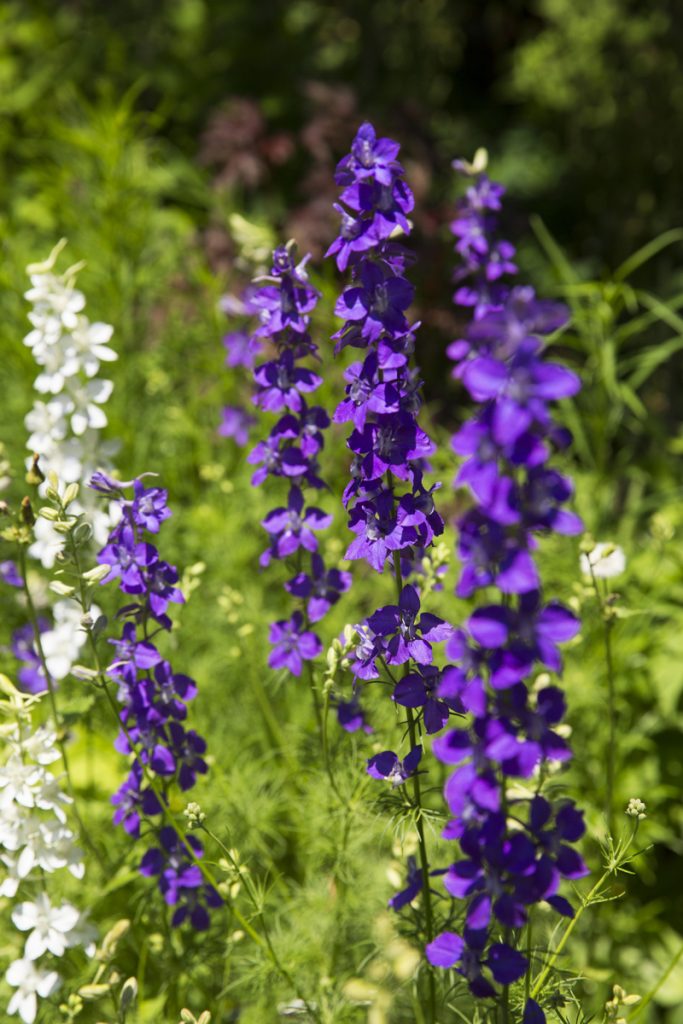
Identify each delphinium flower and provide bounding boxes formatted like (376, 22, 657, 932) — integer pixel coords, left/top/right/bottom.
(22, 240, 119, 567)
(91, 474, 221, 930)
(244, 243, 350, 678)
(425, 159, 586, 1020)
(449, 149, 517, 323)
(217, 286, 261, 449)
(0, 681, 95, 1024)
(326, 123, 462, 964)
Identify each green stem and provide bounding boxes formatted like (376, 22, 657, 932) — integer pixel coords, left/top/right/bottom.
(530, 867, 611, 999)
(19, 547, 71, 778)
(630, 939, 683, 1020)
(501, 984, 510, 1024)
(525, 914, 532, 1002)
(203, 826, 319, 1022)
(588, 564, 617, 836)
(604, 617, 617, 837)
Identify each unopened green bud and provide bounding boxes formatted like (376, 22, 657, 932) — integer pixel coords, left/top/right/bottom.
(26, 454, 45, 486)
(99, 918, 131, 959)
(120, 977, 138, 1014)
(626, 797, 646, 820)
(20, 496, 35, 526)
(82, 564, 111, 584)
(78, 983, 111, 1001)
(50, 580, 76, 597)
(62, 482, 80, 506)
(184, 801, 205, 828)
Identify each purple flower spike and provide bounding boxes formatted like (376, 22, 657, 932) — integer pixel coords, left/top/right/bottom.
(93, 474, 217, 931)
(425, 156, 587, 992)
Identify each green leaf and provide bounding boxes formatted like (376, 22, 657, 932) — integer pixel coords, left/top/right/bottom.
(530, 214, 579, 285)
(614, 228, 683, 282)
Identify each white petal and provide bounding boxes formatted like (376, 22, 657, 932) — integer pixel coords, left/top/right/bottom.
(11, 903, 37, 931)
(24, 931, 47, 961)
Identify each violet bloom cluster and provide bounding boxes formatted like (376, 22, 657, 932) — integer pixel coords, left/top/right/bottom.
(448, 159, 517, 323)
(245, 244, 350, 676)
(91, 472, 221, 930)
(327, 123, 461, 901)
(425, 164, 586, 1017)
(218, 287, 260, 448)
(326, 123, 444, 578)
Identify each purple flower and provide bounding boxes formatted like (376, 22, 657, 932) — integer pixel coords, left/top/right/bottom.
(218, 405, 256, 447)
(253, 351, 322, 414)
(335, 122, 402, 187)
(389, 855, 423, 911)
(108, 622, 163, 684)
(285, 553, 351, 623)
(250, 249, 319, 338)
(112, 763, 163, 837)
(93, 474, 215, 931)
(260, 486, 332, 566)
(426, 927, 527, 997)
(0, 560, 23, 587)
(367, 745, 422, 786)
(11, 621, 49, 694)
(346, 490, 416, 573)
(366, 585, 451, 666)
(139, 826, 221, 930)
(333, 688, 373, 733)
(268, 611, 322, 677)
(223, 329, 261, 369)
(335, 262, 413, 343)
(392, 665, 460, 734)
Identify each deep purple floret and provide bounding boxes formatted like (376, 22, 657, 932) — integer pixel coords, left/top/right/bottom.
(218, 405, 257, 447)
(367, 745, 422, 786)
(268, 611, 322, 677)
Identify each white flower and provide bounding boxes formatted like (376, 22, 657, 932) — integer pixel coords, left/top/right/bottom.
(24, 400, 69, 451)
(12, 893, 81, 959)
(32, 772, 72, 823)
(0, 851, 22, 898)
(6, 957, 60, 1024)
(65, 910, 98, 956)
(8, 726, 61, 766)
(70, 320, 117, 376)
(41, 600, 90, 681)
(39, 599, 101, 681)
(0, 757, 42, 810)
(25, 273, 85, 339)
(580, 542, 626, 579)
(23, 244, 118, 568)
(14, 818, 82, 878)
(64, 377, 114, 435)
